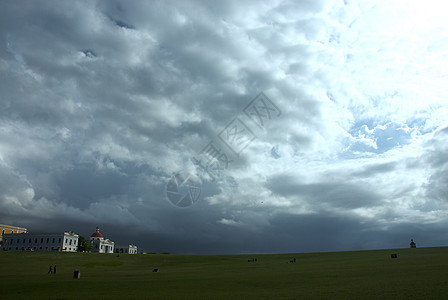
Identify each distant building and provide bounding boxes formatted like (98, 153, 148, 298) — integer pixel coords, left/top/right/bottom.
(115, 244, 138, 254)
(0, 224, 27, 245)
(410, 239, 416, 248)
(2, 231, 79, 252)
(90, 226, 114, 253)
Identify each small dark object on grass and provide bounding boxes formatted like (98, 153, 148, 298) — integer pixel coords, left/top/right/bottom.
(73, 269, 81, 279)
(152, 268, 159, 272)
(391, 253, 398, 258)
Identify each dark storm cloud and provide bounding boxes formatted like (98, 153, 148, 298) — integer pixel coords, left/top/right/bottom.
(135, 212, 448, 254)
(266, 173, 382, 209)
(425, 126, 448, 202)
(108, 17, 135, 30)
(267, 213, 448, 252)
(351, 161, 398, 178)
(1, 0, 447, 254)
(425, 126, 448, 168)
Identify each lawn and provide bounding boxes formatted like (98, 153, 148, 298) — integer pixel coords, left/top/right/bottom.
(1, 247, 448, 299)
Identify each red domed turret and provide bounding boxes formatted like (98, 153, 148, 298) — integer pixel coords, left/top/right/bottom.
(91, 226, 104, 238)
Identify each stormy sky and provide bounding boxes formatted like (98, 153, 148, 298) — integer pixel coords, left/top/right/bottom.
(1, 0, 447, 254)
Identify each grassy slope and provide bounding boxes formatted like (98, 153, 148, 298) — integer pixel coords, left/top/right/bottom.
(1, 247, 448, 299)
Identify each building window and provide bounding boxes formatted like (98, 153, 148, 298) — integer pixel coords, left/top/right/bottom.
(35, 238, 37, 243)
(65, 238, 68, 244)
(46, 247, 48, 250)
(46, 238, 49, 243)
(59, 238, 61, 243)
(53, 238, 55, 243)
(23, 238, 26, 243)
(29, 239, 32, 243)
(41, 238, 43, 243)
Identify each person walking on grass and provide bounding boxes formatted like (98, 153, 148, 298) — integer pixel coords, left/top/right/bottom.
(48, 266, 53, 274)
(54, 265, 57, 274)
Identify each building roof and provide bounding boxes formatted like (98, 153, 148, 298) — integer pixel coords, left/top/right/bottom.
(0, 224, 27, 232)
(90, 226, 104, 238)
(3, 232, 77, 236)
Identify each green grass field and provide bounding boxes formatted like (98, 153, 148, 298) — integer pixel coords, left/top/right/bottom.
(1, 247, 448, 299)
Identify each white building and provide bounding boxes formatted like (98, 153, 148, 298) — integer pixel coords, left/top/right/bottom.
(115, 244, 138, 254)
(2, 231, 79, 252)
(90, 226, 114, 253)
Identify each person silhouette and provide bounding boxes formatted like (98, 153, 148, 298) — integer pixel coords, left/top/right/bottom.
(48, 266, 53, 274)
(54, 265, 57, 274)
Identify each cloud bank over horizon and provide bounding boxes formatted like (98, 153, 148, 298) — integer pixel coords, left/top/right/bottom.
(1, 0, 447, 254)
